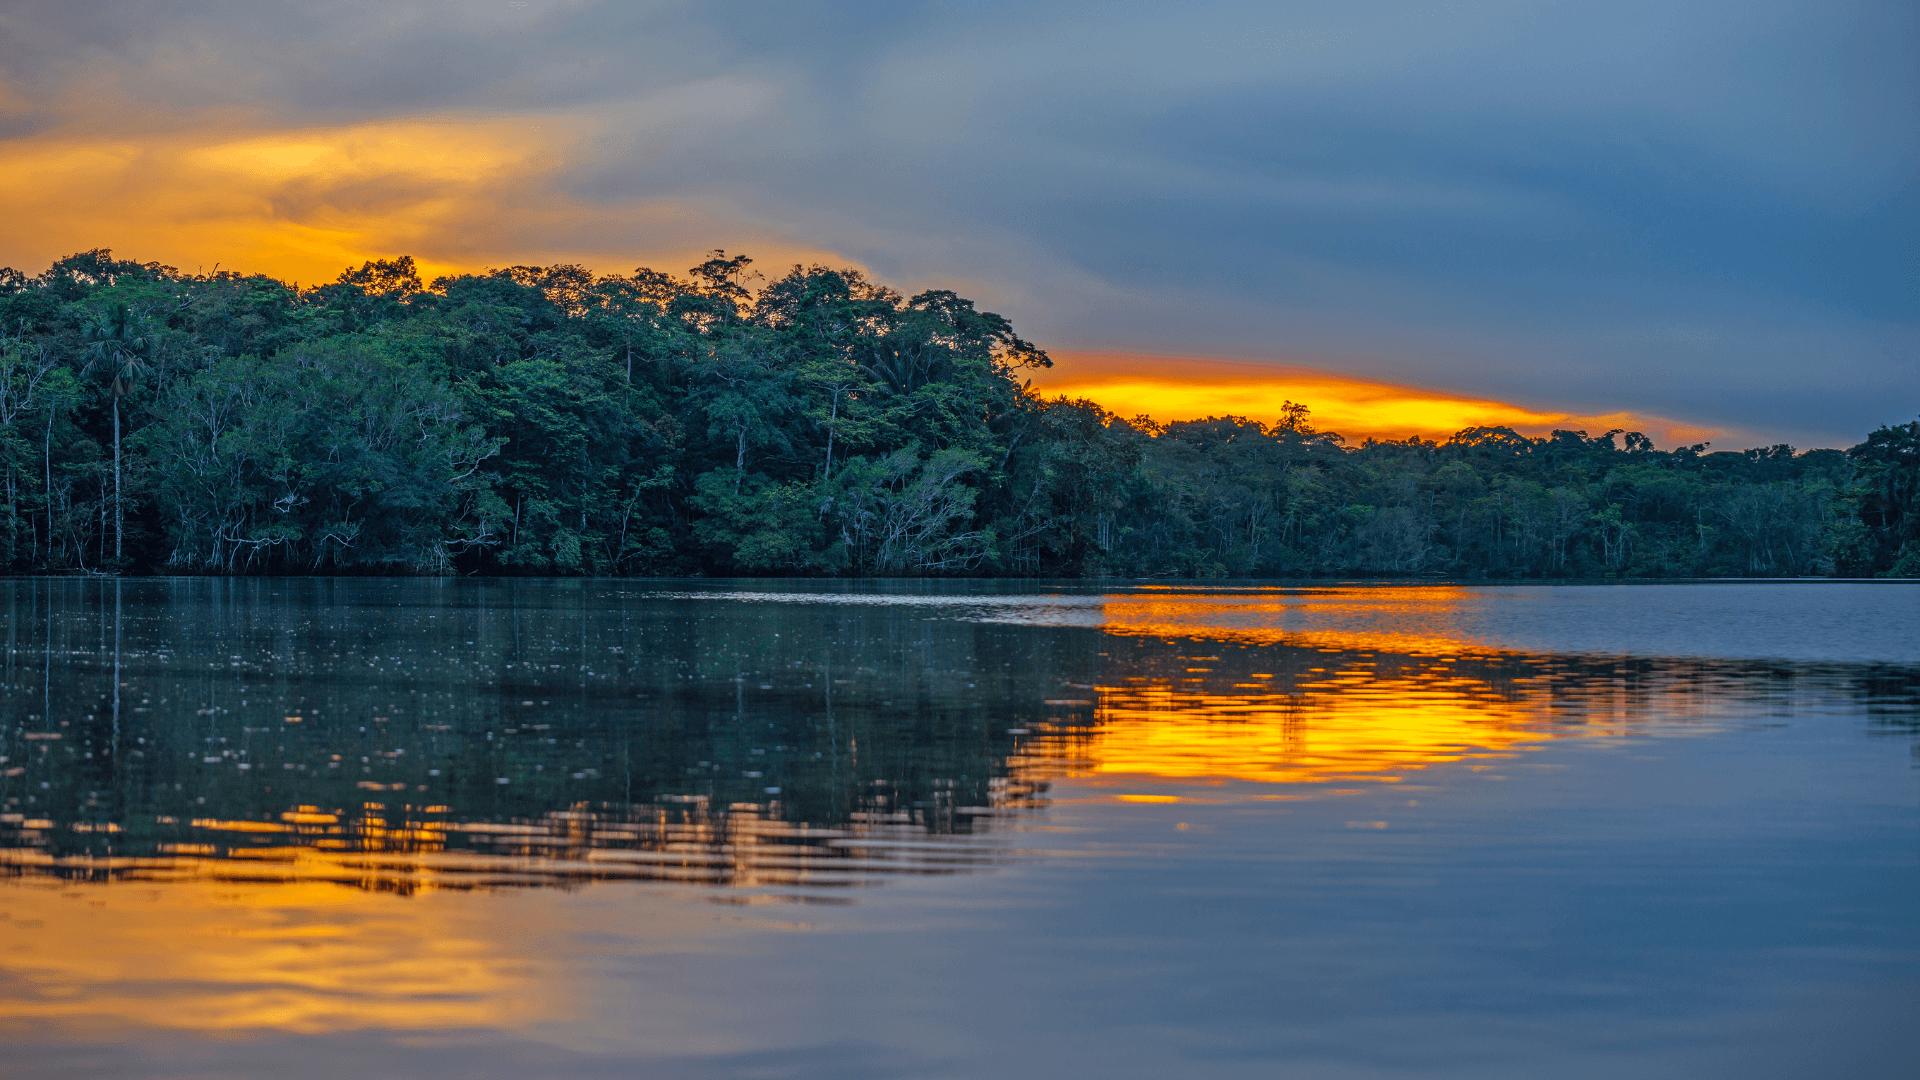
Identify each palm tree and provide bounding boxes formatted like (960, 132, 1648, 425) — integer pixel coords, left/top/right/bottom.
(83, 302, 150, 566)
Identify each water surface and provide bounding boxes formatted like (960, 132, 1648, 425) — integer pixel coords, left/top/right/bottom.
(2, 579, 1916, 1078)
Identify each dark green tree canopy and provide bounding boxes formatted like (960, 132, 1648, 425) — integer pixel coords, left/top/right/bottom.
(0, 248, 1908, 578)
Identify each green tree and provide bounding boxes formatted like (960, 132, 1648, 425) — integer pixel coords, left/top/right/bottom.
(1849, 417, 1920, 574)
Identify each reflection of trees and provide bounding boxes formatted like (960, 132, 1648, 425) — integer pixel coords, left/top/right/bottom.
(3, 579, 1916, 891)
(0, 580, 1073, 889)
(4, 799, 1022, 894)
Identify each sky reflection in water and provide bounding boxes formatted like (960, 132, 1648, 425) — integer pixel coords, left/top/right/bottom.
(1, 579, 1916, 1078)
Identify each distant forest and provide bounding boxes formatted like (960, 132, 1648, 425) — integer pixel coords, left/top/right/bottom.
(1, 249, 1915, 579)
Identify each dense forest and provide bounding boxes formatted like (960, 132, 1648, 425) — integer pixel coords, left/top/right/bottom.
(0, 249, 1914, 579)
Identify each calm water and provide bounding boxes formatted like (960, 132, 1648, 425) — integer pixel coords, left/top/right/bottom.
(1, 579, 1915, 1079)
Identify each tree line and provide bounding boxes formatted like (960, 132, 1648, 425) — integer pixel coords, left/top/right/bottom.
(1, 249, 1914, 578)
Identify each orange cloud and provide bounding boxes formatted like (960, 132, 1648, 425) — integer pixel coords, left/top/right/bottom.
(0, 117, 853, 286)
(1033, 351, 1720, 447)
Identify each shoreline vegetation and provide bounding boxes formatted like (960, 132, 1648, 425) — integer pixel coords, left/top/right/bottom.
(1, 249, 1915, 579)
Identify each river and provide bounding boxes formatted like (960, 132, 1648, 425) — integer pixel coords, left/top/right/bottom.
(2, 579, 1915, 1078)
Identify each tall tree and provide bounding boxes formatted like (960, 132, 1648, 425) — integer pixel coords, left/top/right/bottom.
(82, 301, 152, 565)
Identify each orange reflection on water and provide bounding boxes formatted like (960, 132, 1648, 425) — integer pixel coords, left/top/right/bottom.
(1015, 669, 1557, 787)
(1013, 589, 1651, 788)
(0, 804, 1008, 1038)
(0, 876, 555, 1035)
(1104, 587, 1509, 657)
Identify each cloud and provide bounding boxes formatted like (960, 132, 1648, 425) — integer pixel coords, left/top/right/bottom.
(0, 0, 1911, 447)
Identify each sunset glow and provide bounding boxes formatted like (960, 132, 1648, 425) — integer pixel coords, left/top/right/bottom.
(0, 121, 1730, 449)
(0, 121, 556, 283)
(1034, 353, 1721, 445)
(0, 123, 1732, 441)
(0, 119, 848, 288)
(0, 120, 1724, 447)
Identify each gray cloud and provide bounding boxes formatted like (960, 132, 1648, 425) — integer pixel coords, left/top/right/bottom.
(2, 0, 1912, 445)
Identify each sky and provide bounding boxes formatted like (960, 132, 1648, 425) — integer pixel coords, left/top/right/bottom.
(0, 0, 1912, 448)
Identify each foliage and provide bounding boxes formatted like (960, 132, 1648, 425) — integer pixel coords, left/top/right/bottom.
(0, 248, 1909, 577)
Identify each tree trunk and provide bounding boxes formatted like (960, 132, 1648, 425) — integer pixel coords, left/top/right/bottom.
(44, 411, 53, 566)
(824, 390, 839, 480)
